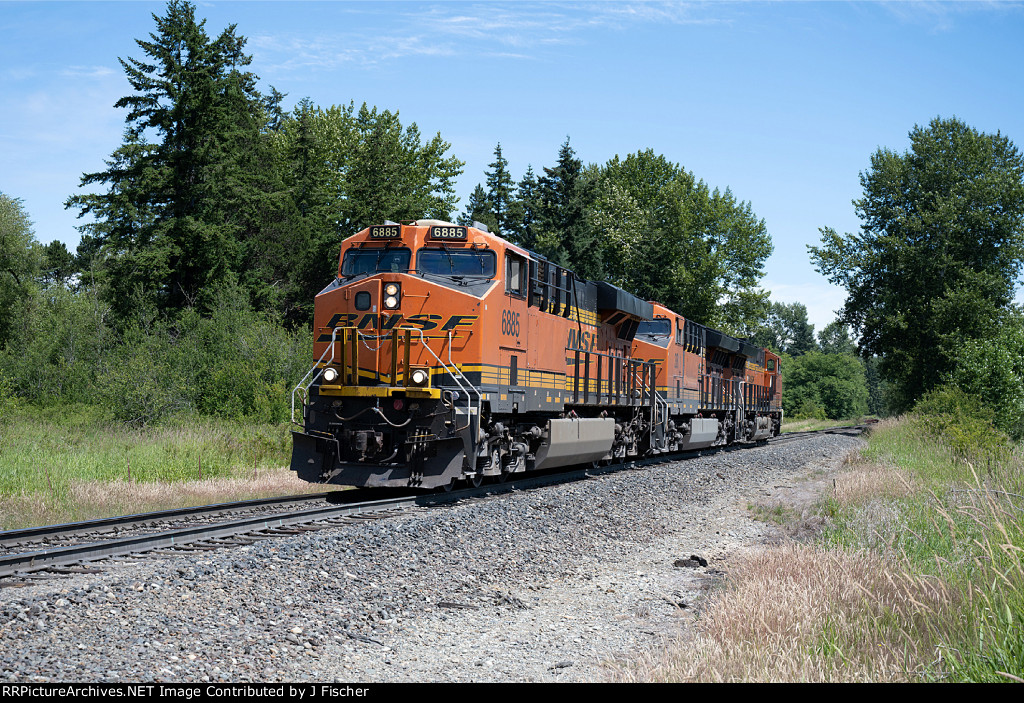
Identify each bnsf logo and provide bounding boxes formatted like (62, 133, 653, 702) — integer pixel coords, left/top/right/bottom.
(317, 313, 477, 340)
(567, 328, 597, 352)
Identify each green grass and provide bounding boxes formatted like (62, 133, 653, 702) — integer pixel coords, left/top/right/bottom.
(0, 404, 319, 530)
(748, 502, 796, 526)
(823, 419, 1024, 682)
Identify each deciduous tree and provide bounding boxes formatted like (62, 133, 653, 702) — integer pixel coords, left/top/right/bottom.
(817, 320, 856, 356)
(783, 351, 869, 420)
(0, 194, 42, 347)
(589, 149, 772, 331)
(810, 117, 1024, 410)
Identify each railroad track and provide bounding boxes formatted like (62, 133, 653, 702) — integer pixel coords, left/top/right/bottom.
(0, 424, 864, 586)
(0, 492, 336, 552)
(770, 423, 868, 445)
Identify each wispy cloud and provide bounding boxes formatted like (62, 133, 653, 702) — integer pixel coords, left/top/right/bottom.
(2, 67, 37, 81)
(880, 0, 1024, 34)
(249, 32, 457, 73)
(61, 65, 116, 79)
(60, 64, 116, 79)
(250, 2, 735, 73)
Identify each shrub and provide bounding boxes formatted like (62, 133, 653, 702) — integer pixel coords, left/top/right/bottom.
(947, 312, 1024, 440)
(911, 385, 1009, 461)
(0, 370, 19, 423)
(95, 286, 310, 425)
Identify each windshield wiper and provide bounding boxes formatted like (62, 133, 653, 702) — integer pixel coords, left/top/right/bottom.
(435, 242, 459, 277)
(374, 242, 393, 273)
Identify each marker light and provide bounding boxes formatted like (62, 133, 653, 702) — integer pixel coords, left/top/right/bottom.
(322, 367, 339, 383)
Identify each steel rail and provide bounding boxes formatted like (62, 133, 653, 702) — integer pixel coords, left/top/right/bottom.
(0, 492, 334, 549)
(0, 495, 417, 580)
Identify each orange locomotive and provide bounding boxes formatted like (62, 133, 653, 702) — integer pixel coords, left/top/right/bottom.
(290, 220, 782, 489)
(632, 303, 783, 451)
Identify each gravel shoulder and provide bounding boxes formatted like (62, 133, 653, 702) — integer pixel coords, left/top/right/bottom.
(0, 434, 863, 683)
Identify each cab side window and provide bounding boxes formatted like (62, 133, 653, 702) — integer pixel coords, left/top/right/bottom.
(506, 253, 525, 296)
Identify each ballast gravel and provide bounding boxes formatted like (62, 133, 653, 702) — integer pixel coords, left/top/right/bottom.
(0, 433, 863, 682)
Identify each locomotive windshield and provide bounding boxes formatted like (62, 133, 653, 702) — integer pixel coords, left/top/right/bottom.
(341, 247, 411, 277)
(636, 318, 672, 347)
(416, 249, 496, 278)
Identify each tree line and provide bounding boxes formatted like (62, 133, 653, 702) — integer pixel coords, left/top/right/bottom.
(0, 1, 778, 426)
(3, 1, 1023, 433)
(458, 142, 773, 334)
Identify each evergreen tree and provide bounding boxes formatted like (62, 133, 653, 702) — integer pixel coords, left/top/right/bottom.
(66, 0, 280, 317)
(536, 138, 602, 279)
(509, 165, 541, 249)
(486, 143, 520, 235)
(458, 143, 519, 237)
(40, 241, 76, 287)
(457, 185, 497, 232)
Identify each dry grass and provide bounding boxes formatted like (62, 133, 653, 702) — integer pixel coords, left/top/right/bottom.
(831, 461, 917, 508)
(781, 417, 868, 434)
(617, 416, 1024, 682)
(0, 467, 331, 528)
(618, 544, 955, 682)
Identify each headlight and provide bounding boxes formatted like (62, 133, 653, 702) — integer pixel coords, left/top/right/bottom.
(384, 283, 399, 296)
(383, 282, 400, 309)
(410, 368, 429, 387)
(322, 367, 339, 383)
(384, 295, 399, 309)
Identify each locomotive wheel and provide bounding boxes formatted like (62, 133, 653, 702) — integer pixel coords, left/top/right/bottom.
(469, 474, 483, 488)
(442, 478, 457, 492)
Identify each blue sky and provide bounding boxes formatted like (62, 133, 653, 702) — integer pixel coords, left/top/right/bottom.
(2, 1, 1024, 331)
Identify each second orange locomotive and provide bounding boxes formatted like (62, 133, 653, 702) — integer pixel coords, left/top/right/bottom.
(291, 220, 782, 489)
